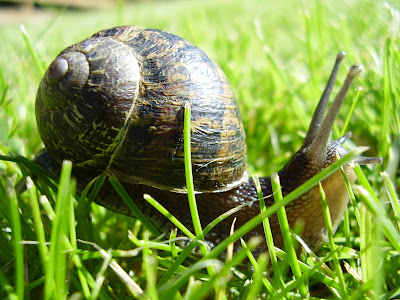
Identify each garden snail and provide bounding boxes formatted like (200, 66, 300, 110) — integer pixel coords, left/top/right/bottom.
(34, 26, 382, 252)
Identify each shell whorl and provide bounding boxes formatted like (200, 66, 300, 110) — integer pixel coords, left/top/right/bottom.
(40, 52, 89, 110)
(36, 36, 141, 173)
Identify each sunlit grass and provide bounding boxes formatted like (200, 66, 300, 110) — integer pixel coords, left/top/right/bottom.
(0, 0, 399, 298)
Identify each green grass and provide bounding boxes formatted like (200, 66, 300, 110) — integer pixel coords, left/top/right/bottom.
(1, 0, 400, 298)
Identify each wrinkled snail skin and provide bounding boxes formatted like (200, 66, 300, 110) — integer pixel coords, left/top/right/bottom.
(34, 26, 382, 254)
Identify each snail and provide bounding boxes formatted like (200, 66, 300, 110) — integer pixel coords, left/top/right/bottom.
(34, 26, 382, 252)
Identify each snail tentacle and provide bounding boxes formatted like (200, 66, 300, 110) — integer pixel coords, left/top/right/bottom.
(304, 52, 346, 146)
(307, 65, 363, 166)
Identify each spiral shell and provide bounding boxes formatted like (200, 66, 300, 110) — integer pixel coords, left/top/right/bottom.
(36, 26, 247, 192)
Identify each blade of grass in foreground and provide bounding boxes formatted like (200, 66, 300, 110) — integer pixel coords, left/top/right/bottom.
(143, 231, 159, 300)
(80, 240, 147, 299)
(44, 160, 74, 300)
(26, 177, 49, 274)
(109, 176, 160, 237)
(240, 239, 274, 295)
(89, 249, 112, 300)
(182, 276, 202, 299)
(340, 88, 362, 137)
(253, 176, 284, 297)
(244, 253, 268, 300)
(360, 201, 383, 298)
(340, 167, 358, 270)
(169, 228, 178, 258)
(0, 174, 24, 299)
(143, 194, 196, 239)
(319, 182, 347, 297)
(158, 238, 262, 299)
(183, 101, 217, 284)
(354, 166, 400, 252)
(183, 101, 204, 243)
(380, 37, 395, 158)
(271, 173, 308, 298)
(76, 175, 106, 242)
(381, 171, 400, 229)
(31, 178, 106, 298)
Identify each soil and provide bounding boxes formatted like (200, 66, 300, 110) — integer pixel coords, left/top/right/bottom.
(0, 6, 54, 25)
(0, 1, 115, 25)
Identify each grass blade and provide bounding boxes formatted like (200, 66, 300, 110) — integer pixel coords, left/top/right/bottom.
(44, 160, 74, 299)
(253, 175, 284, 296)
(183, 102, 204, 242)
(143, 193, 195, 239)
(109, 176, 160, 237)
(319, 182, 347, 297)
(0, 174, 24, 299)
(19, 24, 45, 76)
(354, 166, 400, 252)
(240, 239, 274, 295)
(143, 231, 159, 300)
(26, 177, 49, 271)
(381, 171, 400, 229)
(183, 101, 216, 283)
(271, 173, 308, 298)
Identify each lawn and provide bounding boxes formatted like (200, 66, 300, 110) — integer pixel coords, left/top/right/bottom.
(0, 0, 399, 298)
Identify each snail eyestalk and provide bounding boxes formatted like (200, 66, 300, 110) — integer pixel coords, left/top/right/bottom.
(304, 52, 346, 146)
(308, 65, 363, 166)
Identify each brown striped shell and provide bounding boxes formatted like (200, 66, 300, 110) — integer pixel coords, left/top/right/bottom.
(36, 26, 248, 193)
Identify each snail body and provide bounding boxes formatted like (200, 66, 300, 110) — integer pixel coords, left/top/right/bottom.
(35, 26, 382, 252)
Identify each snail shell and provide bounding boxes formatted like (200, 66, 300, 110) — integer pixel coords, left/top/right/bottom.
(36, 26, 247, 193)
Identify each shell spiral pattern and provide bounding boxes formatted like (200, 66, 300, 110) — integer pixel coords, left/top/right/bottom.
(36, 26, 247, 193)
